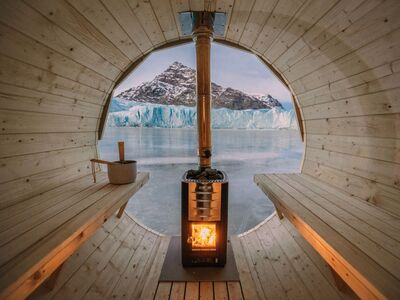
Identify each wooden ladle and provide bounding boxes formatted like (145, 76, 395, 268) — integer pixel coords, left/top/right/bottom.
(91, 141, 137, 184)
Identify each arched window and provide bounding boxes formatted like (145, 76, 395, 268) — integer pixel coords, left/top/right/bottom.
(98, 42, 304, 234)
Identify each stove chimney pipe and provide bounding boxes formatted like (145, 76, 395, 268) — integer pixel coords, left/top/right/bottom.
(192, 12, 213, 170)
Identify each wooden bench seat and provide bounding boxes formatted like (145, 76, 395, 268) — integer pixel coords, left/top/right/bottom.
(255, 173, 400, 299)
(0, 171, 149, 300)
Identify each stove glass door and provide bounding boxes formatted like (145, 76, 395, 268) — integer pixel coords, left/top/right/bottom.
(190, 223, 216, 251)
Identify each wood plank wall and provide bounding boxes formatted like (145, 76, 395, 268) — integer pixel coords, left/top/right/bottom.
(0, 0, 399, 214)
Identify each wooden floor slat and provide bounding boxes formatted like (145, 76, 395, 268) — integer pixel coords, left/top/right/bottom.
(242, 232, 287, 299)
(82, 223, 144, 299)
(213, 282, 228, 300)
(255, 222, 312, 300)
(230, 235, 263, 300)
(29, 211, 353, 300)
(139, 236, 171, 300)
(53, 216, 133, 300)
(199, 282, 213, 300)
(155, 282, 172, 300)
(170, 282, 185, 300)
(267, 216, 343, 300)
(185, 282, 199, 300)
(227, 282, 244, 300)
(112, 231, 160, 300)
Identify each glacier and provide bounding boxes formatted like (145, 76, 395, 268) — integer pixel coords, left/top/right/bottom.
(107, 98, 298, 130)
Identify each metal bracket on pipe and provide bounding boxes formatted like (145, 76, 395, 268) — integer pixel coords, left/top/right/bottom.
(179, 11, 227, 37)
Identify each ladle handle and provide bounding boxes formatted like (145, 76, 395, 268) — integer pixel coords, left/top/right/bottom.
(90, 159, 112, 165)
(118, 141, 125, 161)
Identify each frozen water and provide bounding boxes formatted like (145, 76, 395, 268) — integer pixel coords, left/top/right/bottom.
(98, 127, 303, 235)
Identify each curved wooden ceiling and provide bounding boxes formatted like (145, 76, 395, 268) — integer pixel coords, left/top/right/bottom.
(0, 0, 399, 214)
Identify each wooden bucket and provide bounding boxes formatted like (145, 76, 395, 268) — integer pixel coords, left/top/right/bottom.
(107, 160, 137, 184)
(91, 141, 137, 184)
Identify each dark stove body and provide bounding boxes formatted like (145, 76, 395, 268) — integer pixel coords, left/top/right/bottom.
(181, 171, 228, 267)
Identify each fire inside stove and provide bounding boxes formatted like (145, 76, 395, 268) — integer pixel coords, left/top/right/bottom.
(191, 223, 216, 251)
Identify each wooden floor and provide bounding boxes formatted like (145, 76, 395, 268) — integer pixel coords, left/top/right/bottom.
(154, 281, 243, 300)
(231, 215, 357, 300)
(29, 213, 356, 300)
(30, 213, 170, 300)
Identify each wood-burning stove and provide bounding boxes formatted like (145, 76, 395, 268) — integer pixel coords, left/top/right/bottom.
(181, 171, 228, 267)
(181, 12, 229, 267)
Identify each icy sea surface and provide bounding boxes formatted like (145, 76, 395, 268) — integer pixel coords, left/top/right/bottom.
(99, 127, 303, 235)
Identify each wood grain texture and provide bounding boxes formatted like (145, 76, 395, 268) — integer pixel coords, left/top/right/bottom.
(0, 0, 122, 78)
(0, 145, 96, 184)
(170, 282, 185, 300)
(0, 172, 149, 300)
(101, 0, 153, 52)
(66, 0, 142, 61)
(24, 0, 129, 73)
(284, 0, 399, 82)
(0, 2, 399, 298)
(24, 213, 353, 300)
(255, 173, 400, 299)
(126, 0, 166, 46)
(225, 0, 255, 42)
(0, 92, 102, 119)
(252, 0, 306, 55)
(0, 160, 94, 208)
(0, 23, 112, 92)
(151, 0, 180, 41)
(0, 0, 399, 218)
(0, 55, 107, 104)
(0, 132, 96, 158)
(302, 159, 400, 215)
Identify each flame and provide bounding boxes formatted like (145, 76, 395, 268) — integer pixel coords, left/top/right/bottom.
(191, 223, 216, 250)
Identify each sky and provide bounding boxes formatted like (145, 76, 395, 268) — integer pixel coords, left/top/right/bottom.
(114, 42, 293, 107)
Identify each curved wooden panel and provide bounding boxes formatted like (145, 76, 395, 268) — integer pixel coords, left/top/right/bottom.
(0, 0, 398, 215)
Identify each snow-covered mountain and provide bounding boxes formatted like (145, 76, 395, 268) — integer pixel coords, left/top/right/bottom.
(109, 62, 297, 129)
(116, 62, 283, 110)
(108, 99, 297, 130)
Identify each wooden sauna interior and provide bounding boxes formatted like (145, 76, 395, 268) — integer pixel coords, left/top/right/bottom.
(0, 0, 399, 299)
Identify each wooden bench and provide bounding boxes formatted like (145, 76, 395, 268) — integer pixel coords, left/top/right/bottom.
(255, 173, 400, 299)
(0, 171, 149, 300)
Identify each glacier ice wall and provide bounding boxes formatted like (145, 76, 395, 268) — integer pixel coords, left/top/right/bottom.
(107, 98, 298, 130)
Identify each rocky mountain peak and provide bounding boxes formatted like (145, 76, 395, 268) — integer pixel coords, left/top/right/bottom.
(153, 61, 195, 87)
(116, 62, 283, 110)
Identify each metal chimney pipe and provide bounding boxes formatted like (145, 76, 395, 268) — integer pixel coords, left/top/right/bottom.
(192, 12, 213, 170)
